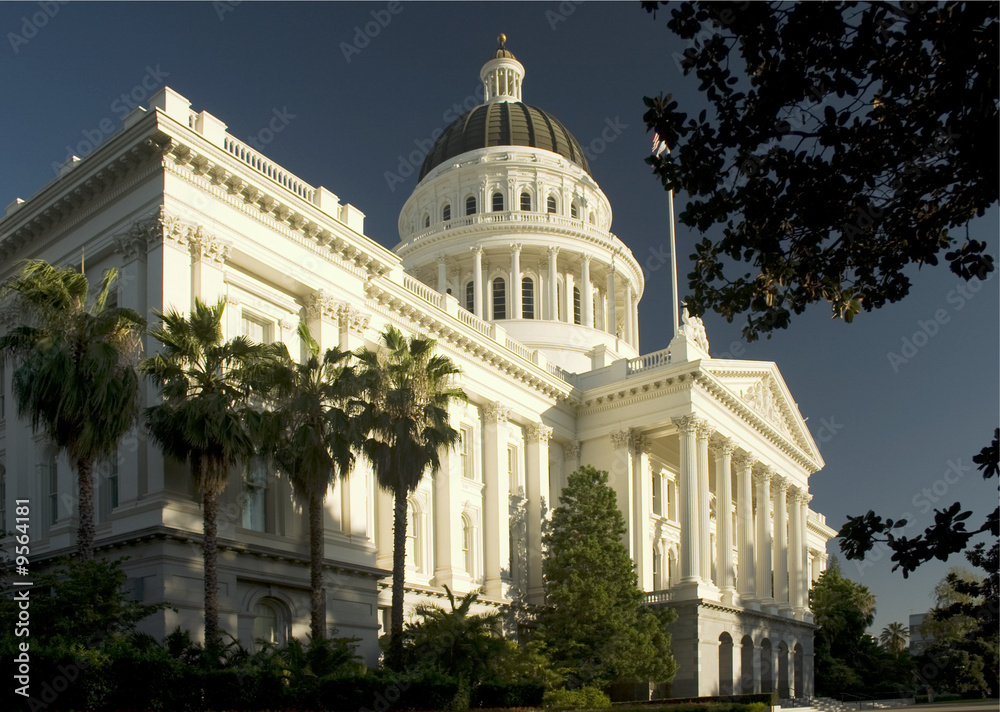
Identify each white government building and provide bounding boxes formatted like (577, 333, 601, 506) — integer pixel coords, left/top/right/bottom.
(0, 39, 836, 697)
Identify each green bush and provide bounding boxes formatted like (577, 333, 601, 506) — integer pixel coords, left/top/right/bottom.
(543, 685, 612, 709)
(473, 681, 546, 708)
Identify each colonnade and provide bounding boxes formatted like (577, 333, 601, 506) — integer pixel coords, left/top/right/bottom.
(673, 416, 812, 614)
(434, 245, 641, 349)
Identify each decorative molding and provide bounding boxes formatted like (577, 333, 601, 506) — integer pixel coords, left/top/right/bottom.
(629, 428, 651, 455)
(483, 401, 511, 424)
(732, 451, 757, 470)
(339, 303, 370, 335)
(695, 420, 714, 441)
(562, 440, 581, 462)
(741, 374, 793, 439)
(527, 423, 553, 443)
(610, 430, 631, 449)
(712, 437, 737, 457)
(672, 415, 703, 434)
(754, 467, 774, 485)
(304, 290, 340, 323)
(681, 305, 710, 353)
(190, 231, 232, 265)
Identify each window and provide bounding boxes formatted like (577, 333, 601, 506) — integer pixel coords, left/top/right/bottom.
(492, 277, 506, 320)
(465, 195, 477, 215)
(423, 213, 430, 229)
(242, 459, 268, 532)
(462, 514, 475, 576)
(573, 286, 581, 325)
(241, 313, 272, 344)
(520, 192, 531, 211)
(653, 546, 660, 587)
(459, 426, 472, 479)
(252, 598, 287, 647)
(571, 202, 579, 219)
(492, 192, 504, 212)
(588, 211, 596, 224)
(522, 278, 535, 319)
(547, 195, 557, 214)
(46, 453, 58, 527)
(652, 472, 660, 515)
(507, 445, 521, 494)
(464, 281, 475, 312)
(98, 459, 119, 523)
(405, 499, 422, 572)
(442, 203, 451, 222)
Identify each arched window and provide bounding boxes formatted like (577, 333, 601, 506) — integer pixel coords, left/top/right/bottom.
(573, 286, 581, 325)
(442, 203, 451, 222)
(740, 636, 755, 693)
(492, 277, 506, 320)
(520, 192, 531, 211)
(571, 202, 579, 219)
(252, 597, 288, 648)
(588, 211, 595, 224)
(492, 192, 504, 212)
(465, 195, 477, 215)
(465, 281, 474, 312)
(719, 633, 734, 695)
(522, 277, 535, 319)
(405, 499, 424, 572)
(546, 195, 557, 214)
(423, 213, 430, 229)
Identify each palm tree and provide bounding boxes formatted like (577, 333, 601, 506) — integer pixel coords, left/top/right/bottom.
(0, 260, 144, 559)
(879, 621, 909, 655)
(355, 325, 464, 669)
(260, 324, 358, 641)
(142, 298, 278, 646)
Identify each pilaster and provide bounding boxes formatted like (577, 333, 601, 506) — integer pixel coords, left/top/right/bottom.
(525, 422, 552, 604)
(482, 402, 510, 599)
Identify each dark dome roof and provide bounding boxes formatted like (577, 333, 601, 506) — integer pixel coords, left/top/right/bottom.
(418, 102, 592, 181)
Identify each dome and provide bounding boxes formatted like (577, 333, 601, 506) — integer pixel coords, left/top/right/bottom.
(418, 101, 592, 180)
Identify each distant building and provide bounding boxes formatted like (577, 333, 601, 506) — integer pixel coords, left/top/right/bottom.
(910, 612, 932, 655)
(0, 37, 836, 697)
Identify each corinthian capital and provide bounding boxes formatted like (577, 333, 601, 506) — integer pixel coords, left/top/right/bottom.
(304, 290, 341, 323)
(528, 422, 553, 443)
(672, 415, 704, 434)
(484, 401, 511, 424)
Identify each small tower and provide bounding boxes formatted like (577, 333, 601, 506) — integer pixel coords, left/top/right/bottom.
(481, 33, 524, 104)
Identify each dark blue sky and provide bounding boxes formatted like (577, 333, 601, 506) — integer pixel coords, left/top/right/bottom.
(2, 2, 997, 636)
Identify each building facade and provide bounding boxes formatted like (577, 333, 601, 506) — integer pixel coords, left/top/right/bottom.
(0, 39, 836, 697)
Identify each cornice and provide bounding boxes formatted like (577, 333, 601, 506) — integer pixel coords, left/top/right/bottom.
(579, 368, 699, 412)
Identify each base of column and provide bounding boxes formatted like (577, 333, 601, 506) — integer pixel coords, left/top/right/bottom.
(777, 602, 794, 617)
(757, 597, 777, 615)
(672, 579, 720, 602)
(482, 576, 505, 600)
(737, 594, 760, 611)
(719, 586, 738, 606)
(791, 606, 809, 621)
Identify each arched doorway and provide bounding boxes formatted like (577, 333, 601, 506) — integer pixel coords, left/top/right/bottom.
(719, 632, 734, 694)
(760, 639, 773, 693)
(740, 635, 755, 693)
(793, 643, 804, 697)
(777, 641, 790, 697)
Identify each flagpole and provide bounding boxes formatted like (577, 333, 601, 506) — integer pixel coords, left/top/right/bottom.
(668, 188, 680, 337)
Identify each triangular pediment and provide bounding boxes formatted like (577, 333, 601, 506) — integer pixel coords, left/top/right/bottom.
(701, 360, 823, 466)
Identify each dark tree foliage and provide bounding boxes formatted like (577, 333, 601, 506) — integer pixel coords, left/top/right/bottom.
(839, 429, 999, 578)
(643, 1, 997, 340)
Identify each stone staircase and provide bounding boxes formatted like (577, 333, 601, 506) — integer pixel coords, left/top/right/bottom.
(783, 697, 914, 712)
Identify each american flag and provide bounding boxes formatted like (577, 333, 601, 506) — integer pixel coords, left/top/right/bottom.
(651, 132, 670, 158)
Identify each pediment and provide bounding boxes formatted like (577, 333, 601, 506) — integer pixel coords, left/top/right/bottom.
(701, 360, 822, 465)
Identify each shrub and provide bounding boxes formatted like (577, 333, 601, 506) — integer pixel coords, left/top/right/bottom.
(473, 681, 546, 708)
(543, 685, 613, 709)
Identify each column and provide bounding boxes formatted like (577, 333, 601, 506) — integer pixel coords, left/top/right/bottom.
(190, 231, 230, 302)
(437, 255, 447, 294)
(788, 487, 803, 614)
(471, 246, 483, 319)
(696, 421, 713, 586)
(714, 439, 736, 603)
(432, 408, 463, 589)
(632, 294, 640, 351)
(734, 452, 757, 606)
(510, 244, 522, 319)
(673, 417, 701, 584)
(525, 422, 552, 604)
(624, 284, 633, 348)
(755, 468, 774, 606)
(581, 254, 593, 327)
(800, 493, 813, 618)
(631, 431, 653, 590)
(547, 247, 559, 320)
(773, 476, 790, 610)
(606, 265, 617, 335)
(482, 402, 511, 599)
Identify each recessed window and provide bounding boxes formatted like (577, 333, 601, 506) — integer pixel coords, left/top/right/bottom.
(405, 499, 423, 572)
(241, 313, 273, 344)
(465, 281, 475, 312)
(466, 195, 477, 215)
(571, 202, 579, 219)
(492, 192, 504, 212)
(588, 211, 596, 224)
(423, 213, 430, 229)
(242, 459, 268, 532)
(507, 445, 522, 494)
(492, 277, 506, 320)
(98, 459, 119, 523)
(547, 196, 557, 214)
(573, 286, 581, 325)
(522, 278, 535, 320)
(462, 514, 476, 576)
(442, 204, 451, 222)
(252, 598, 288, 648)
(520, 192, 531, 211)
(459, 426, 473, 479)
